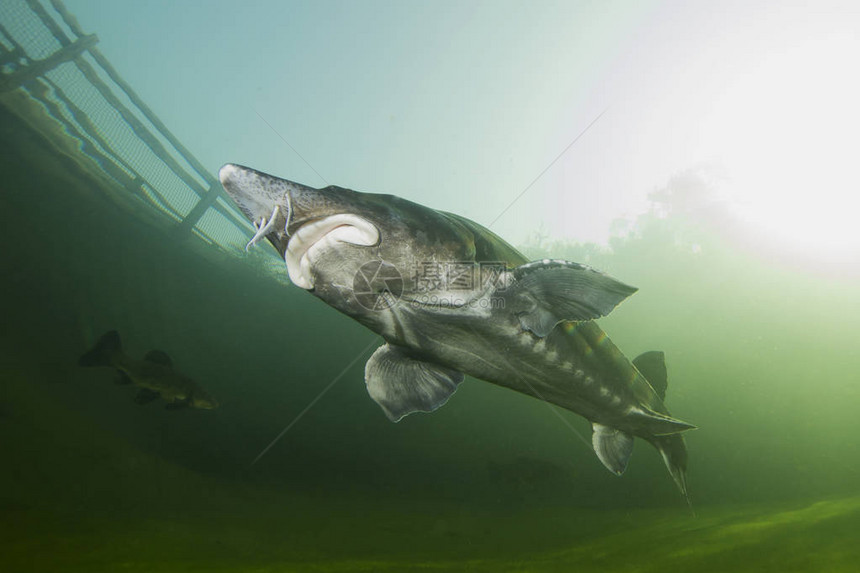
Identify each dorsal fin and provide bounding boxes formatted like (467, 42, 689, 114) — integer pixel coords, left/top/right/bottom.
(633, 350, 668, 400)
(144, 350, 173, 368)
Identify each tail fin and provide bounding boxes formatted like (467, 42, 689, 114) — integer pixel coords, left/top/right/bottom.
(633, 351, 693, 507)
(648, 433, 691, 507)
(79, 330, 122, 367)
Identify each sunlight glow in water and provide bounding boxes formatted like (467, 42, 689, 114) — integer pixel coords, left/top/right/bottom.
(701, 34, 860, 259)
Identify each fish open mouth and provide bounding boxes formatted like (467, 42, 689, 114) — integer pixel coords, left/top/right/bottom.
(285, 214, 379, 289)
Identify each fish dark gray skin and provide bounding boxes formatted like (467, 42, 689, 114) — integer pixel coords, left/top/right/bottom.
(219, 164, 695, 502)
(79, 330, 218, 410)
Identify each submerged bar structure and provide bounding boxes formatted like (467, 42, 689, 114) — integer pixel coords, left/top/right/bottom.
(0, 0, 256, 252)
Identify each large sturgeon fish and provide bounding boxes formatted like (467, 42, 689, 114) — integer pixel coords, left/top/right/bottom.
(219, 164, 695, 502)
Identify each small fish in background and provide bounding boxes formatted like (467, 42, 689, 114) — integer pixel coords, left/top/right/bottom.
(78, 330, 218, 410)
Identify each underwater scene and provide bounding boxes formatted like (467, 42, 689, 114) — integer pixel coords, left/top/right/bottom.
(2, 1, 859, 572)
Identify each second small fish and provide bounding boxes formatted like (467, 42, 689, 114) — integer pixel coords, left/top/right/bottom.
(79, 330, 218, 410)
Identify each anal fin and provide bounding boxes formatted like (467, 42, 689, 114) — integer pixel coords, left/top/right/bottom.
(592, 423, 634, 475)
(365, 344, 464, 422)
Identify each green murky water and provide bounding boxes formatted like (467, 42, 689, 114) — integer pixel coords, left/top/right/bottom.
(2, 94, 859, 572)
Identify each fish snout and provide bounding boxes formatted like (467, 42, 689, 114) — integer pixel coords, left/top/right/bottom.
(220, 163, 297, 253)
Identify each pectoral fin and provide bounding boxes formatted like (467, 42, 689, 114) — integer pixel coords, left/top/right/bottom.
(504, 260, 638, 337)
(365, 344, 464, 422)
(592, 423, 634, 475)
(133, 388, 160, 405)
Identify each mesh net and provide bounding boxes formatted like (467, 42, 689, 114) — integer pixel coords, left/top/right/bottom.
(0, 0, 262, 257)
